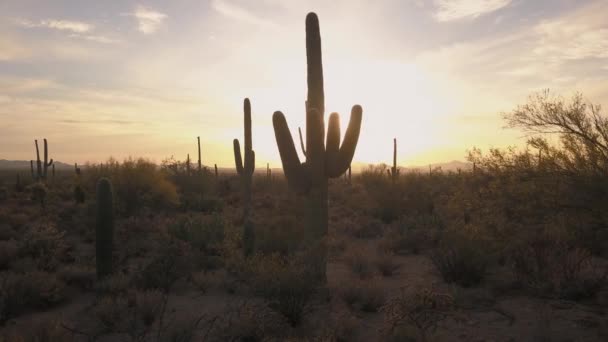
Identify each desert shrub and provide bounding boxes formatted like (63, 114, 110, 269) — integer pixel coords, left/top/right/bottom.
(379, 223, 438, 255)
(430, 231, 490, 287)
(27, 182, 48, 208)
(73, 184, 85, 204)
(0, 271, 66, 323)
(382, 287, 454, 342)
(2, 319, 73, 342)
(85, 158, 179, 215)
(19, 223, 69, 271)
(95, 273, 131, 296)
(375, 253, 401, 277)
(247, 253, 317, 326)
(0, 187, 8, 202)
(340, 281, 386, 312)
(135, 243, 191, 292)
(209, 302, 289, 341)
(168, 214, 224, 255)
(0, 240, 18, 270)
(509, 232, 607, 299)
(254, 215, 306, 256)
(58, 265, 96, 290)
(0, 224, 15, 241)
(345, 250, 373, 279)
(351, 217, 384, 239)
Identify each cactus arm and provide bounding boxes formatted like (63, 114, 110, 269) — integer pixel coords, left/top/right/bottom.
(298, 127, 307, 157)
(233, 139, 244, 175)
(326, 112, 342, 177)
(335, 105, 363, 174)
(273, 111, 309, 191)
(244, 98, 252, 156)
(305, 13, 324, 115)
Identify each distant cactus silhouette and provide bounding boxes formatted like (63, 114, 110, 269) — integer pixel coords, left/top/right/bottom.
(272, 12, 363, 281)
(33, 139, 53, 181)
(74, 163, 81, 176)
(96, 177, 114, 279)
(186, 153, 191, 175)
(197, 136, 202, 173)
(234, 98, 256, 255)
(266, 163, 271, 182)
(214, 163, 218, 178)
(388, 138, 399, 182)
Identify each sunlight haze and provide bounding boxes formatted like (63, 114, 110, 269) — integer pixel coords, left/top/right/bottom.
(1, 0, 607, 167)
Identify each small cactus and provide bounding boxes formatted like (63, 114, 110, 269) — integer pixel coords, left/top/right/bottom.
(186, 154, 191, 175)
(96, 178, 114, 279)
(197, 136, 202, 173)
(214, 163, 218, 179)
(388, 138, 399, 182)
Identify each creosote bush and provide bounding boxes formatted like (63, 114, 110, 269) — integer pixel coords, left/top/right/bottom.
(84, 158, 179, 215)
(431, 230, 490, 287)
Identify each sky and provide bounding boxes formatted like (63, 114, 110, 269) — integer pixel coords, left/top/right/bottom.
(1, 0, 607, 167)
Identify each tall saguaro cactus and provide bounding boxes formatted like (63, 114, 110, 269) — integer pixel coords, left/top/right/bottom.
(96, 178, 114, 279)
(234, 98, 256, 255)
(197, 136, 202, 173)
(388, 138, 399, 182)
(33, 139, 53, 181)
(272, 12, 363, 280)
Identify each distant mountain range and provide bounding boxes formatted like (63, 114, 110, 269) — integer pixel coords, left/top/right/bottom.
(0, 159, 472, 173)
(0, 159, 73, 170)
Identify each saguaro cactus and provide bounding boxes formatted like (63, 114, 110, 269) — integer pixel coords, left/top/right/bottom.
(96, 178, 114, 279)
(388, 138, 399, 182)
(234, 98, 256, 255)
(266, 163, 271, 182)
(272, 12, 363, 280)
(197, 136, 202, 173)
(33, 139, 53, 180)
(186, 154, 191, 175)
(214, 163, 218, 179)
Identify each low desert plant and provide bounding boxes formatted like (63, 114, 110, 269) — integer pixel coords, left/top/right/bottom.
(345, 250, 373, 279)
(340, 281, 386, 312)
(375, 253, 401, 277)
(382, 287, 454, 342)
(0, 271, 66, 323)
(247, 253, 317, 326)
(430, 231, 489, 287)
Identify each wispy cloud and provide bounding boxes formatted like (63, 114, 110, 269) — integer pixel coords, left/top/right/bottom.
(130, 5, 168, 34)
(69, 34, 122, 44)
(16, 18, 93, 33)
(533, 11, 608, 61)
(211, 0, 277, 28)
(433, 0, 512, 22)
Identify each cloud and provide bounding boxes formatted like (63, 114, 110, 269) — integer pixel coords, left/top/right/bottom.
(131, 5, 168, 34)
(533, 8, 608, 61)
(16, 18, 93, 33)
(69, 34, 122, 44)
(211, 0, 277, 28)
(433, 0, 512, 22)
